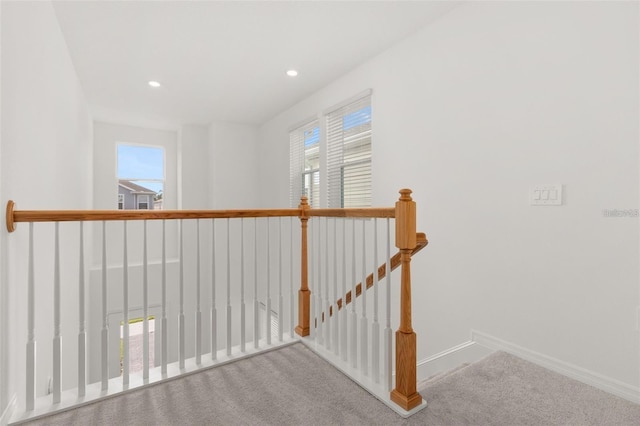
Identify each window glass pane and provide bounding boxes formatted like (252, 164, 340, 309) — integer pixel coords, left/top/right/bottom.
(117, 145, 164, 180)
(117, 144, 165, 210)
(327, 95, 372, 208)
(304, 127, 320, 147)
(290, 120, 319, 207)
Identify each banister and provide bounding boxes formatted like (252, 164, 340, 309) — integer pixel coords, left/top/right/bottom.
(327, 233, 427, 315)
(5, 203, 397, 233)
(308, 208, 395, 218)
(6, 188, 423, 414)
(5, 204, 302, 231)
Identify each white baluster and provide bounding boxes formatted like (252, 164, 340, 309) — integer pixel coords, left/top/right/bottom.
(179, 220, 185, 369)
(361, 219, 368, 376)
(53, 222, 61, 403)
(372, 219, 380, 384)
(123, 222, 130, 386)
(316, 219, 323, 345)
(254, 218, 259, 349)
(332, 218, 339, 356)
(211, 219, 218, 360)
(265, 218, 272, 345)
(143, 221, 149, 380)
(350, 218, 357, 368)
(341, 219, 348, 362)
(226, 219, 232, 356)
(308, 220, 315, 340)
(196, 220, 202, 365)
(289, 217, 295, 338)
(78, 222, 86, 397)
(240, 219, 246, 352)
(162, 220, 168, 373)
(26, 222, 35, 411)
(101, 221, 109, 390)
(324, 217, 330, 350)
(278, 217, 283, 342)
(384, 218, 393, 391)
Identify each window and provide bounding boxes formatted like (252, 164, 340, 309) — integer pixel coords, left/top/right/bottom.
(117, 144, 164, 210)
(290, 119, 320, 207)
(327, 93, 372, 208)
(137, 195, 149, 210)
(289, 90, 372, 209)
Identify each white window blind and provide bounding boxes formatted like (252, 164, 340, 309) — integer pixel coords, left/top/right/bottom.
(326, 94, 372, 208)
(289, 119, 320, 207)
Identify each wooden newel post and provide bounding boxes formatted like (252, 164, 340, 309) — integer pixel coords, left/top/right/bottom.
(295, 196, 311, 336)
(390, 188, 422, 411)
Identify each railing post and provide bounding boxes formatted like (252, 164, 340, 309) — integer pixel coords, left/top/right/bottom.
(390, 188, 422, 411)
(295, 196, 310, 336)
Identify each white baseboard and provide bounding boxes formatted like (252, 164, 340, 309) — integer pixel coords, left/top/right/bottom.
(0, 395, 16, 426)
(416, 340, 494, 383)
(471, 329, 640, 405)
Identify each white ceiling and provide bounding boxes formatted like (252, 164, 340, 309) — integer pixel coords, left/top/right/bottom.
(52, 1, 459, 126)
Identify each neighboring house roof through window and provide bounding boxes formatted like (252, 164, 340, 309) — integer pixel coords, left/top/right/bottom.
(118, 179, 157, 195)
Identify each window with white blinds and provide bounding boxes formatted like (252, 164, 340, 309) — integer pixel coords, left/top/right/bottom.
(289, 119, 320, 207)
(326, 94, 372, 208)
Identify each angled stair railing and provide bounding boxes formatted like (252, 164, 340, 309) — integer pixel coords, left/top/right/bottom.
(323, 232, 428, 317)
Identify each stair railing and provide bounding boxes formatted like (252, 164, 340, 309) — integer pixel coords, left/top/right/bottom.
(294, 188, 427, 413)
(5, 188, 426, 421)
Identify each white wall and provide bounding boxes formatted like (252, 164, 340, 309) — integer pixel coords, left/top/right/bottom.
(209, 122, 259, 208)
(181, 125, 210, 209)
(259, 1, 639, 389)
(0, 0, 93, 411)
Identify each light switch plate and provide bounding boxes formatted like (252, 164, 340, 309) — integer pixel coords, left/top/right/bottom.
(530, 184, 562, 206)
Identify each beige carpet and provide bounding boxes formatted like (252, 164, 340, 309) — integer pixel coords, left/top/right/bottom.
(20, 343, 640, 425)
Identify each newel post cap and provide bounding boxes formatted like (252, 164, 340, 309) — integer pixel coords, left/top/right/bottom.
(298, 195, 310, 219)
(398, 188, 413, 201)
(395, 189, 416, 249)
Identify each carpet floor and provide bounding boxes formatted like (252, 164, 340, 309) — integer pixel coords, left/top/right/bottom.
(21, 343, 640, 425)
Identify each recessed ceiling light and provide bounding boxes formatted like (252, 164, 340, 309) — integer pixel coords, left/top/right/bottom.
(148, 80, 161, 87)
(286, 70, 298, 77)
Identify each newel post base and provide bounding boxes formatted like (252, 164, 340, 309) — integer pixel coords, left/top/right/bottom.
(295, 288, 310, 337)
(390, 330, 422, 411)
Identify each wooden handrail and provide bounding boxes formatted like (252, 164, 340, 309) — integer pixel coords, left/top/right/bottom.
(322, 233, 427, 318)
(5, 202, 397, 233)
(309, 208, 395, 218)
(5, 203, 301, 231)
